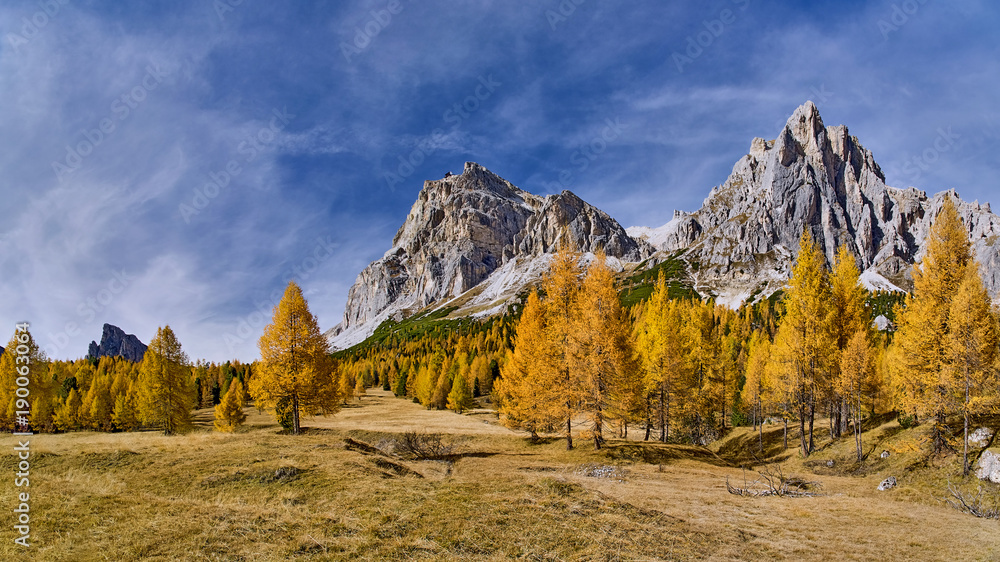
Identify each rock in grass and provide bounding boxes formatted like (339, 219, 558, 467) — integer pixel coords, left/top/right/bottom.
(975, 449, 1000, 484)
(877, 476, 897, 491)
(969, 428, 994, 448)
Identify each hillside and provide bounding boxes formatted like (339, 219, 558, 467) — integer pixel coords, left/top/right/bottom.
(5, 390, 998, 560)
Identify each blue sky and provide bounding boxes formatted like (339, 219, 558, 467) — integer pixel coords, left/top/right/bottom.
(1, 0, 997, 362)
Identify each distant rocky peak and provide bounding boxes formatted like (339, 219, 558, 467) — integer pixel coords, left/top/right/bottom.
(87, 323, 147, 363)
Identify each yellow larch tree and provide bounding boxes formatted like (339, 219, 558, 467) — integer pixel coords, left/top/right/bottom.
(214, 376, 247, 432)
(112, 382, 139, 431)
(54, 387, 82, 431)
(743, 332, 772, 453)
(772, 230, 834, 456)
(634, 271, 688, 443)
(0, 327, 49, 432)
(829, 244, 872, 438)
(446, 367, 474, 414)
(495, 290, 562, 439)
(569, 253, 640, 450)
(947, 264, 999, 474)
(838, 330, 874, 461)
(252, 281, 340, 435)
(892, 197, 974, 452)
(681, 300, 720, 444)
(137, 325, 195, 435)
(542, 249, 584, 449)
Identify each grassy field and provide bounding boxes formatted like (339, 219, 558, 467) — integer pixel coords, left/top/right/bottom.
(2, 391, 998, 561)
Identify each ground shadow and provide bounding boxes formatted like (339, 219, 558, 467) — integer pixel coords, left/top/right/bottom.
(602, 441, 733, 468)
(715, 425, 799, 467)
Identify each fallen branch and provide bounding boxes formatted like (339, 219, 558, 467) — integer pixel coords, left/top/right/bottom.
(726, 464, 822, 498)
(945, 482, 1000, 519)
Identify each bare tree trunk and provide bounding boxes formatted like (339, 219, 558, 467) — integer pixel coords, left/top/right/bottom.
(659, 387, 666, 443)
(292, 393, 301, 435)
(855, 394, 863, 462)
(566, 412, 573, 451)
(964, 368, 970, 476)
(644, 395, 652, 442)
(840, 397, 848, 437)
(828, 402, 835, 440)
(758, 401, 764, 453)
(799, 402, 808, 457)
(808, 391, 816, 454)
(783, 417, 788, 450)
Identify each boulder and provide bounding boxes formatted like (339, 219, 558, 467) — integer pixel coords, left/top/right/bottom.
(969, 427, 994, 448)
(975, 449, 1000, 484)
(877, 476, 897, 491)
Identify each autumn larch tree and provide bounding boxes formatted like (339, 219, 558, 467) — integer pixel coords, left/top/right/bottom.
(828, 244, 872, 438)
(446, 368, 474, 414)
(772, 230, 834, 457)
(112, 382, 140, 431)
(947, 264, 999, 474)
(137, 325, 195, 435)
(892, 197, 975, 452)
(569, 253, 640, 450)
(743, 332, 772, 453)
(543, 250, 584, 449)
(635, 271, 688, 443)
(495, 290, 563, 439)
(251, 281, 340, 435)
(838, 330, 873, 461)
(0, 327, 49, 432)
(214, 376, 248, 432)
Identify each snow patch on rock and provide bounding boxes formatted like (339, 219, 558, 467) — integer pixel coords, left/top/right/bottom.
(860, 269, 905, 293)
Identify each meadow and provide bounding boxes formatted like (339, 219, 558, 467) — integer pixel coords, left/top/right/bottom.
(2, 390, 998, 561)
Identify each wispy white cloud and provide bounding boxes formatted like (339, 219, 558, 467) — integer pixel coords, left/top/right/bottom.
(2, 0, 997, 362)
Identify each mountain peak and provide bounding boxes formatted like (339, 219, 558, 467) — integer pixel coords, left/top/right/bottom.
(645, 101, 1000, 307)
(420, 161, 524, 202)
(781, 100, 827, 154)
(87, 323, 147, 363)
(331, 165, 649, 348)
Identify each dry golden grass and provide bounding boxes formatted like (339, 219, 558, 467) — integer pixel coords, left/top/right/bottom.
(1, 391, 998, 560)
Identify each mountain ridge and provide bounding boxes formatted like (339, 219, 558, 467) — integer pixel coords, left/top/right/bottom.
(632, 101, 1000, 306)
(328, 102, 1000, 349)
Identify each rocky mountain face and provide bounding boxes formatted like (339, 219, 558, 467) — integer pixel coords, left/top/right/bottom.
(329, 102, 1000, 349)
(87, 323, 147, 363)
(632, 101, 1000, 306)
(329, 162, 648, 347)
